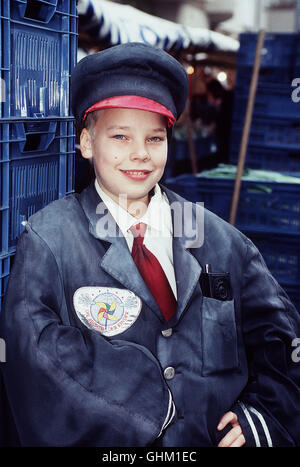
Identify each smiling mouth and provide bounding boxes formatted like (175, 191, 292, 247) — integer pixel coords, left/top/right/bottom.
(120, 170, 152, 175)
(120, 169, 153, 181)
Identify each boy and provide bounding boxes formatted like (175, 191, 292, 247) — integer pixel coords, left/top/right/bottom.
(0, 43, 299, 447)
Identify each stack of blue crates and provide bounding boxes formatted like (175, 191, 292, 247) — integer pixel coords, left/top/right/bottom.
(165, 32, 300, 311)
(164, 172, 300, 311)
(230, 33, 300, 172)
(0, 0, 78, 310)
(229, 32, 300, 310)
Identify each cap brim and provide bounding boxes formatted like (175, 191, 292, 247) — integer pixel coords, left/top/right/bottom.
(82, 95, 176, 128)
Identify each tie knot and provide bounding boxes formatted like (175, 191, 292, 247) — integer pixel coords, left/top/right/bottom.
(130, 223, 147, 245)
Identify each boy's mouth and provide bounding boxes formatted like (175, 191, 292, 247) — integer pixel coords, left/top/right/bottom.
(120, 169, 152, 180)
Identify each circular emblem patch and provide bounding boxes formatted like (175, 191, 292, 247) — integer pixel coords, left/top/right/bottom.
(73, 287, 142, 337)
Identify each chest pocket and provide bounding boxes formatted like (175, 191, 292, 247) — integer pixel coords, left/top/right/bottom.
(201, 297, 239, 376)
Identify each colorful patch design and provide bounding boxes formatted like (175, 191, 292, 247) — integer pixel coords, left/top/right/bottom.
(73, 287, 142, 337)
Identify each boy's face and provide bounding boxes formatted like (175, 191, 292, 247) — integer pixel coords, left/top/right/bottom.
(80, 108, 168, 208)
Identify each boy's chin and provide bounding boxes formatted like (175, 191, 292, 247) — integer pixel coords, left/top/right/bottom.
(120, 188, 152, 202)
(121, 181, 159, 200)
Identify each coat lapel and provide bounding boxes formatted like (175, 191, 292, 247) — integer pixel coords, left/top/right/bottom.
(162, 186, 203, 324)
(79, 183, 165, 321)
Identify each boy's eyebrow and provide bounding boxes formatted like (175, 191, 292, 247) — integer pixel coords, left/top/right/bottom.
(106, 125, 131, 131)
(106, 125, 167, 133)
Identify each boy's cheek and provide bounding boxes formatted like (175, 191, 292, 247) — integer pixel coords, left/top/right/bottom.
(159, 154, 168, 169)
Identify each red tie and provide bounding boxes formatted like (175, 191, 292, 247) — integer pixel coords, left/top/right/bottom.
(130, 223, 176, 322)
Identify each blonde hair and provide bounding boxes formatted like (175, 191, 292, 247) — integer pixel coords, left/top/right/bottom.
(83, 110, 101, 138)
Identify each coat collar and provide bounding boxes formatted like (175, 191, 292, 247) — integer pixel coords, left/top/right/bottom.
(79, 182, 202, 325)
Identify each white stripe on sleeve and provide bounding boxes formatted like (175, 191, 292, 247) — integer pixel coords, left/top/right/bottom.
(249, 406, 273, 447)
(157, 389, 175, 438)
(238, 401, 261, 447)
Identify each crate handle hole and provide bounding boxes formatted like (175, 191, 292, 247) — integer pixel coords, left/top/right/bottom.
(24, 0, 56, 23)
(23, 133, 42, 152)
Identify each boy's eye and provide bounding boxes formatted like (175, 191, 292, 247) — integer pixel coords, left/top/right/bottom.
(113, 135, 126, 140)
(148, 136, 164, 142)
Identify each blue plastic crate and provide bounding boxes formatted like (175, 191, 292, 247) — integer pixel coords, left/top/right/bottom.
(247, 232, 300, 286)
(0, 0, 78, 118)
(231, 116, 300, 152)
(0, 118, 75, 254)
(232, 83, 299, 121)
(237, 32, 297, 68)
(164, 174, 300, 236)
(0, 251, 15, 312)
(294, 33, 300, 68)
(168, 137, 217, 161)
(235, 65, 294, 86)
(234, 33, 298, 86)
(229, 144, 300, 173)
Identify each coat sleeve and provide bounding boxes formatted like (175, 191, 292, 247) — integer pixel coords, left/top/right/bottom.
(231, 237, 300, 447)
(0, 225, 175, 447)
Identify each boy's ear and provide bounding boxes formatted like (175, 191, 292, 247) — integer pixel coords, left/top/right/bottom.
(80, 128, 93, 159)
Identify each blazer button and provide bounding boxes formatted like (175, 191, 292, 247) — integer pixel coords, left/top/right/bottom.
(164, 366, 175, 380)
(161, 328, 173, 337)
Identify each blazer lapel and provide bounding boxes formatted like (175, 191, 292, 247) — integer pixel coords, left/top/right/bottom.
(79, 183, 165, 321)
(162, 185, 203, 324)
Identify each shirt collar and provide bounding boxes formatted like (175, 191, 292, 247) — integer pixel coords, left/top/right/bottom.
(94, 179, 172, 237)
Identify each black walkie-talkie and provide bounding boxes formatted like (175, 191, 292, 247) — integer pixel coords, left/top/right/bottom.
(199, 264, 233, 301)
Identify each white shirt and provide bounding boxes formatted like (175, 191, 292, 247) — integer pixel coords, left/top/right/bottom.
(94, 179, 177, 299)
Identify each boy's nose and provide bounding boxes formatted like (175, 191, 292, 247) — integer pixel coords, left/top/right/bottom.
(129, 144, 150, 162)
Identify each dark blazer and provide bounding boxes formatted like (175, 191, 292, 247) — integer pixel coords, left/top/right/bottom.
(0, 182, 299, 446)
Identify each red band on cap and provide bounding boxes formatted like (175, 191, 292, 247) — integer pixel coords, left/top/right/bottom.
(82, 95, 176, 128)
